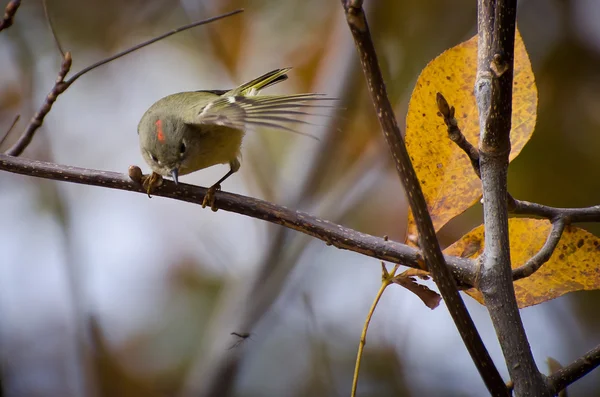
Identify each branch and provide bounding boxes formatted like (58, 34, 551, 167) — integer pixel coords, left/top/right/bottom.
(4, 9, 243, 157)
(0, 153, 480, 283)
(512, 218, 565, 281)
(475, 1, 550, 396)
(436, 94, 600, 225)
(436, 92, 480, 177)
(0, 0, 19, 32)
(340, 1, 507, 394)
(548, 344, 600, 394)
(509, 198, 600, 223)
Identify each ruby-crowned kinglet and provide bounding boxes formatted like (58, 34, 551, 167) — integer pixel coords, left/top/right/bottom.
(137, 68, 326, 209)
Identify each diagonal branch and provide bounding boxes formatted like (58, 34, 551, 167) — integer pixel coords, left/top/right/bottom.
(548, 344, 600, 395)
(340, 1, 507, 394)
(0, 0, 19, 32)
(0, 153, 480, 284)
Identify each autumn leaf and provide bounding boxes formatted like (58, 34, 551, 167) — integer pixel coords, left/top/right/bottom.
(393, 270, 441, 309)
(444, 218, 600, 308)
(405, 29, 537, 237)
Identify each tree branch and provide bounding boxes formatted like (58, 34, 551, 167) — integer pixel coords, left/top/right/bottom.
(509, 198, 600, 223)
(0, 0, 19, 32)
(340, 1, 507, 394)
(0, 153, 480, 284)
(548, 344, 600, 395)
(4, 10, 243, 157)
(475, 1, 550, 396)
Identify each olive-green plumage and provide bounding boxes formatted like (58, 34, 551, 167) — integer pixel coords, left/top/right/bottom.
(137, 68, 327, 192)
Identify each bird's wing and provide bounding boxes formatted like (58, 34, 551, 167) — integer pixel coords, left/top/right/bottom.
(191, 94, 334, 139)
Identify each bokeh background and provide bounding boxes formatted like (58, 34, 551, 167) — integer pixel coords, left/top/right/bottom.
(1, 0, 599, 396)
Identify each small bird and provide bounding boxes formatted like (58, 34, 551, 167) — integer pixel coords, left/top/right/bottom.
(137, 68, 328, 210)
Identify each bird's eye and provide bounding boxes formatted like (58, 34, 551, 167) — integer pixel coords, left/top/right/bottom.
(149, 153, 158, 163)
(179, 142, 187, 155)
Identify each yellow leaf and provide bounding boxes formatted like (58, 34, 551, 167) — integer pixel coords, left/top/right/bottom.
(444, 218, 600, 308)
(405, 29, 537, 236)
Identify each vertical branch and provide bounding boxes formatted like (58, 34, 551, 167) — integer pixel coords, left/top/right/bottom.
(340, 1, 507, 394)
(475, 1, 549, 396)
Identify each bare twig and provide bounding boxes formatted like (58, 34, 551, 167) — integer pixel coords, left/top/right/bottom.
(548, 344, 600, 395)
(0, 0, 20, 32)
(63, 10, 242, 87)
(0, 114, 20, 148)
(436, 92, 481, 177)
(512, 218, 565, 281)
(4, 10, 243, 157)
(475, 0, 549, 395)
(0, 153, 480, 283)
(42, 0, 65, 57)
(340, 2, 507, 394)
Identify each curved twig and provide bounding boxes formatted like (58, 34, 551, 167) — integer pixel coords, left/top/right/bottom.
(512, 218, 566, 281)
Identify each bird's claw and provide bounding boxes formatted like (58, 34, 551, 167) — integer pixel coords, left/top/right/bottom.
(202, 184, 221, 212)
(141, 172, 163, 198)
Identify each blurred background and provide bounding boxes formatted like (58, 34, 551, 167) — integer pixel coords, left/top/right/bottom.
(0, 0, 599, 396)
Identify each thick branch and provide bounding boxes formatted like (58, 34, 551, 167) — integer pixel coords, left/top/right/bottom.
(0, 153, 479, 283)
(340, 1, 506, 394)
(548, 344, 600, 394)
(475, 1, 549, 396)
(0, 0, 19, 32)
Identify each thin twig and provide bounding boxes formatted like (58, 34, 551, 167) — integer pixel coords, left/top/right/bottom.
(0, 114, 20, 148)
(64, 9, 243, 86)
(512, 218, 565, 281)
(4, 10, 243, 157)
(42, 0, 65, 57)
(340, 2, 507, 394)
(0, 0, 20, 32)
(0, 153, 480, 284)
(548, 344, 600, 395)
(436, 92, 480, 177)
(351, 263, 398, 397)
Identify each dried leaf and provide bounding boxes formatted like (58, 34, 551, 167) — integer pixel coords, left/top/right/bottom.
(393, 271, 441, 309)
(444, 219, 600, 308)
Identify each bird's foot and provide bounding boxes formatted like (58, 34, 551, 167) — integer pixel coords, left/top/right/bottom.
(202, 183, 221, 212)
(128, 166, 163, 198)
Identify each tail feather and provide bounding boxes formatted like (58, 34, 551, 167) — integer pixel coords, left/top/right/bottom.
(192, 70, 334, 139)
(227, 68, 291, 96)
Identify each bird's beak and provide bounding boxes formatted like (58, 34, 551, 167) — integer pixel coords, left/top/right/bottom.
(171, 168, 179, 185)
